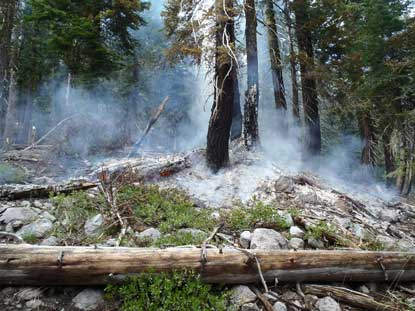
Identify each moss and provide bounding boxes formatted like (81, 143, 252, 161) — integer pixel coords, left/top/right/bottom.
(105, 270, 232, 311)
(22, 233, 39, 244)
(0, 163, 27, 184)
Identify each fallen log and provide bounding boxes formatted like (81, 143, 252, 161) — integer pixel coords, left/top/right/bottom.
(0, 180, 97, 200)
(304, 284, 400, 311)
(1, 245, 415, 286)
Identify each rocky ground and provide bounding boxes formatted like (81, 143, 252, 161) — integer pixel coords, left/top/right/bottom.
(1, 147, 415, 310)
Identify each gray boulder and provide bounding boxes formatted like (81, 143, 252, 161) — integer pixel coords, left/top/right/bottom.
(0, 207, 38, 224)
(84, 214, 104, 236)
(307, 237, 325, 249)
(289, 226, 305, 238)
(240, 231, 252, 249)
(72, 289, 104, 311)
(274, 176, 294, 193)
(315, 297, 342, 311)
(273, 301, 287, 311)
(231, 286, 257, 308)
(41, 236, 59, 246)
(241, 302, 260, 311)
(250, 228, 288, 250)
(17, 218, 53, 239)
(289, 237, 304, 250)
(138, 228, 161, 240)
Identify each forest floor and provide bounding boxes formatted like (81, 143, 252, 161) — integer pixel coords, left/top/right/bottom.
(1, 142, 415, 311)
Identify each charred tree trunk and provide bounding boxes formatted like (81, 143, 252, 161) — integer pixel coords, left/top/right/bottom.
(359, 112, 376, 166)
(0, 0, 18, 141)
(206, 0, 236, 171)
(285, 0, 300, 125)
(293, 0, 321, 157)
(382, 127, 395, 188)
(3, 68, 18, 145)
(265, 0, 287, 118)
(230, 70, 242, 141)
(243, 0, 259, 148)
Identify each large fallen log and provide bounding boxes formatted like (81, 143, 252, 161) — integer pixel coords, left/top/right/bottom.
(1, 245, 415, 286)
(0, 180, 97, 200)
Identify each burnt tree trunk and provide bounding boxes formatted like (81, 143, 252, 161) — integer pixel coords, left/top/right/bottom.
(243, 0, 259, 148)
(382, 127, 395, 188)
(294, 0, 321, 157)
(230, 70, 242, 141)
(285, 0, 300, 125)
(206, 0, 236, 171)
(264, 0, 287, 131)
(359, 112, 376, 166)
(3, 68, 18, 145)
(0, 0, 18, 141)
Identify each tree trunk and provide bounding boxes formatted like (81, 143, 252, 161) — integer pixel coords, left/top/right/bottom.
(359, 112, 376, 165)
(382, 127, 395, 188)
(3, 68, 18, 145)
(285, 0, 300, 125)
(230, 70, 242, 141)
(206, 0, 236, 171)
(243, 0, 259, 148)
(0, 0, 18, 141)
(293, 0, 321, 157)
(264, 0, 287, 120)
(1, 245, 415, 286)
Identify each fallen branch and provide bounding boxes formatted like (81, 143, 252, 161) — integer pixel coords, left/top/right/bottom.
(1, 246, 415, 286)
(304, 284, 400, 311)
(24, 114, 80, 151)
(128, 97, 169, 158)
(0, 180, 97, 200)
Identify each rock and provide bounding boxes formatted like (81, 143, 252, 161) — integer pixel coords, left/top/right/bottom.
(26, 299, 44, 309)
(315, 297, 342, 311)
(375, 235, 396, 250)
(41, 236, 59, 246)
(241, 302, 260, 311)
(277, 211, 294, 227)
(407, 297, 415, 308)
(84, 214, 104, 236)
(289, 237, 304, 250)
(138, 228, 161, 240)
(211, 212, 220, 220)
(178, 228, 208, 238)
(16, 287, 43, 301)
(33, 200, 43, 209)
(379, 209, 400, 223)
(17, 218, 53, 239)
(296, 187, 319, 204)
(307, 237, 325, 249)
(273, 301, 288, 311)
(289, 226, 304, 238)
(0, 207, 38, 224)
(250, 228, 288, 250)
(40, 211, 56, 222)
(72, 289, 104, 311)
(350, 223, 365, 239)
(105, 238, 117, 247)
(357, 285, 370, 295)
(281, 290, 301, 302)
(304, 294, 318, 309)
(397, 239, 415, 252)
(334, 199, 353, 213)
(274, 176, 294, 193)
(240, 231, 252, 248)
(231, 285, 257, 308)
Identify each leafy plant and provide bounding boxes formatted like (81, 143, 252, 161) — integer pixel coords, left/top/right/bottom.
(105, 270, 231, 311)
(152, 231, 207, 248)
(22, 233, 39, 244)
(305, 221, 336, 241)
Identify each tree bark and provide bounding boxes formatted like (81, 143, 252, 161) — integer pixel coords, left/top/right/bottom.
(206, 0, 236, 171)
(243, 0, 259, 148)
(382, 128, 395, 188)
(3, 68, 18, 145)
(264, 0, 287, 115)
(230, 70, 242, 141)
(293, 0, 321, 157)
(0, 0, 18, 141)
(359, 112, 376, 165)
(1, 246, 415, 286)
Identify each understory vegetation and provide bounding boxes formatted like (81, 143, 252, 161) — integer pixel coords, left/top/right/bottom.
(105, 270, 232, 311)
(0, 163, 26, 184)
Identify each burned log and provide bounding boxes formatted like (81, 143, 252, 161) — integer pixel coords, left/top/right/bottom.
(0, 180, 97, 200)
(1, 245, 415, 286)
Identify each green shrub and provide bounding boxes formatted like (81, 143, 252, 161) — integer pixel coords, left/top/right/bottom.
(117, 185, 216, 233)
(222, 200, 290, 232)
(105, 270, 231, 311)
(305, 221, 336, 241)
(152, 231, 206, 248)
(0, 163, 27, 184)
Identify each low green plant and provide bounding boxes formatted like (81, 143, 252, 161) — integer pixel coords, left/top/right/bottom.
(223, 200, 290, 231)
(0, 163, 27, 184)
(22, 233, 39, 244)
(117, 185, 216, 233)
(152, 231, 207, 248)
(105, 270, 231, 311)
(305, 221, 336, 241)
